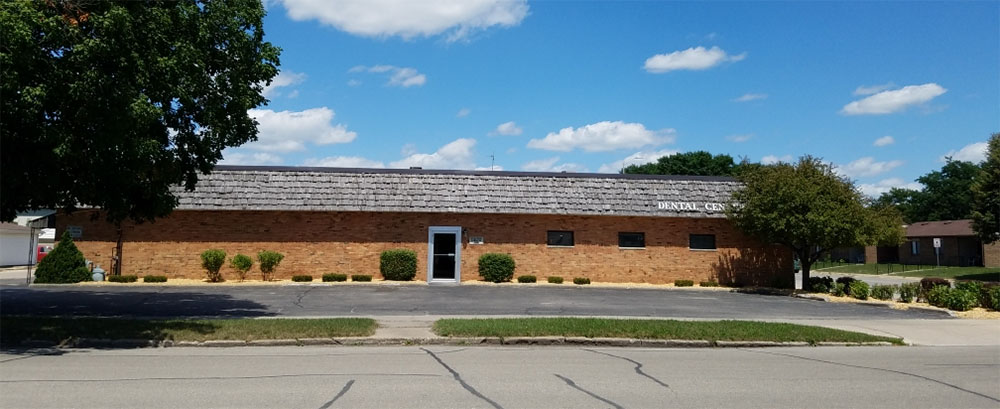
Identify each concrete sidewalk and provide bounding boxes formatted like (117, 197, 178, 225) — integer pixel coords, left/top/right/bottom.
(366, 315, 1000, 347)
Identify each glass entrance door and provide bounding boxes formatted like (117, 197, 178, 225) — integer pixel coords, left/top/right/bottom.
(427, 226, 461, 282)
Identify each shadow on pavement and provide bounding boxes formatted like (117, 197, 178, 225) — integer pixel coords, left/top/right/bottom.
(0, 288, 273, 318)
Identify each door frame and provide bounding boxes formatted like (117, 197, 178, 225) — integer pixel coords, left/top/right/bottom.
(427, 226, 462, 283)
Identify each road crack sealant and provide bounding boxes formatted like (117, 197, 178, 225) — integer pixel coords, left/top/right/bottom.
(553, 373, 624, 409)
(584, 349, 673, 391)
(317, 379, 354, 409)
(420, 347, 503, 409)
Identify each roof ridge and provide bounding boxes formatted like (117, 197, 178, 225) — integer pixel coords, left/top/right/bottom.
(212, 165, 739, 182)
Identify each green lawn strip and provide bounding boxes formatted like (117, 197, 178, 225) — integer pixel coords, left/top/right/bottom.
(0, 317, 376, 344)
(889, 267, 999, 282)
(433, 318, 903, 345)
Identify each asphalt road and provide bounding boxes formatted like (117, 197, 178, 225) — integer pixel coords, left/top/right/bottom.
(1, 345, 997, 409)
(0, 284, 948, 319)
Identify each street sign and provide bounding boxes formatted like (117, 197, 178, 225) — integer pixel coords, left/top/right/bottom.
(933, 237, 941, 267)
(933, 238, 941, 248)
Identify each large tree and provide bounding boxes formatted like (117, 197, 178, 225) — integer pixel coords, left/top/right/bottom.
(874, 159, 981, 223)
(624, 151, 745, 176)
(971, 133, 1000, 243)
(727, 156, 904, 284)
(1, 0, 280, 273)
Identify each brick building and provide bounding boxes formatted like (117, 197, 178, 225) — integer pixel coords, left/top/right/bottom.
(57, 166, 791, 285)
(866, 219, 1000, 268)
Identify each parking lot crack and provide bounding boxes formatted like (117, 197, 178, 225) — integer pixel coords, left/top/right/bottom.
(554, 373, 624, 409)
(292, 287, 315, 309)
(317, 379, 354, 409)
(585, 349, 671, 391)
(421, 347, 503, 409)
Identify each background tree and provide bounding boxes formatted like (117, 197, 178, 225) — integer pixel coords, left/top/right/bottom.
(727, 156, 904, 284)
(1, 0, 280, 274)
(624, 151, 740, 176)
(874, 159, 981, 223)
(971, 133, 1000, 243)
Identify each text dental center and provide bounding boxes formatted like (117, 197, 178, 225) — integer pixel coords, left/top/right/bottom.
(657, 201, 727, 212)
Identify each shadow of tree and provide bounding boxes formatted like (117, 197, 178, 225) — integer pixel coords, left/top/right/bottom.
(0, 316, 221, 349)
(0, 288, 273, 318)
(711, 246, 793, 288)
(955, 272, 1000, 282)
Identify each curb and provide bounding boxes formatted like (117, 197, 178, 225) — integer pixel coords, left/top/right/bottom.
(9, 336, 899, 350)
(791, 293, 956, 317)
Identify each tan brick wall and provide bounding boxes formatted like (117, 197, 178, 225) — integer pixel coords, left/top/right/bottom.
(985, 243, 1000, 268)
(57, 210, 791, 285)
(864, 246, 877, 264)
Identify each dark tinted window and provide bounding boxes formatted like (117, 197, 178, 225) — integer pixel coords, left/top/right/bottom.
(618, 232, 645, 248)
(547, 231, 574, 246)
(689, 234, 717, 250)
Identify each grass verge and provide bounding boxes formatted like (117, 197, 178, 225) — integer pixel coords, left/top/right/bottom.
(814, 263, 999, 281)
(433, 318, 903, 345)
(0, 317, 376, 345)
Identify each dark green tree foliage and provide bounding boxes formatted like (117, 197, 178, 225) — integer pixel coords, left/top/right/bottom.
(0, 0, 280, 223)
(34, 232, 90, 283)
(624, 151, 740, 176)
(971, 133, 1000, 243)
(875, 159, 982, 223)
(727, 156, 904, 284)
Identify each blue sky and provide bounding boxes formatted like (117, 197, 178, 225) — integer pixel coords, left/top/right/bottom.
(221, 1, 1000, 196)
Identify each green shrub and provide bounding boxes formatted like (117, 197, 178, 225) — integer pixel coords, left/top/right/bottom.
(351, 274, 372, 282)
(898, 282, 919, 303)
(807, 276, 834, 293)
(927, 285, 951, 307)
(380, 249, 417, 281)
(229, 253, 253, 282)
(870, 284, 896, 301)
(955, 281, 985, 307)
(699, 280, 719, 287)
(517, 275, 537, 283)
(323, 273, 348, 282)
(200, 249, 226, 282)
(920, 277, 950, 291)
(831, 283, 846, 297)
(835, 277, 856, 295)
(478, 253, 516, 283)
(143, 275, 167, 283)
(33, 232, 90, 284)
(848, 281, 870, 300)
(108, 275, 138, 283)
(573, 277, 591, 285)
(674, 279, 694, 287)
(985, 286, 1000, 311)
(291, 275, 313, 282)
(547, 276, 563, 284)
(257, 251, 284, 281)
(946, 289, 979, 311)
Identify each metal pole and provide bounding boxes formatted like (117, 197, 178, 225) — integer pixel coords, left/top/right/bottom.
(26, 227, 35, 285)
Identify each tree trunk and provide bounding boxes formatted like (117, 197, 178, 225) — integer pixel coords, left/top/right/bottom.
(801, 260, 812, 289)
(112, 223, 124, 276)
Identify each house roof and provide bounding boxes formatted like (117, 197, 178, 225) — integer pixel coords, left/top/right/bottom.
(905, 219, 975, 237)
(171, 165, 742, 218)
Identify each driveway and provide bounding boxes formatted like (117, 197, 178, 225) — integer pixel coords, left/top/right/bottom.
(0, 284, 947, 319)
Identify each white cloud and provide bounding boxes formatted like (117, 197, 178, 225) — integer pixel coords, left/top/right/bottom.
(390, 138, 478, 169)
(347, 79, 362, 87)
(643, 46, 746, 73)
(873, 136, 895, 147)
(262, 70, 307, 98)
(835, 157, 904, 178)
(726, 134, 753, 143)
(527, 121, 675, 152)
(732, 93, 767, 102)
(302, 156, 385, 168)
(761, 155, 792, 165)
(279, 0, 528, 42)
(475, 165, 503, 171)
(219, 152, 284, 166)
(941, 142, 988, 163)
(350, 65, 426, 88)
(853, 82, 895, 96)
(521, 157, 588, 173)
(597, 149, 680, 173)
(841, 83, 947, 115)
(491, 121, 523, 136)
(244, 107, 356, 152)
(858, 178, 923, 197)
(456, 108, 471, 118)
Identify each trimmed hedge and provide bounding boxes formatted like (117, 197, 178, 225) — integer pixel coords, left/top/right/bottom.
(547, 276, 564, 284)
(34, 232, 90, 284)
(200, 249, 226, 282)
(143, 275, 167, 283)
(291, 275, 313, 282)
(831, 282, 846, 297)
(699, 280, 719, 287)
(478, 253, 516, 283)
(898, 282, 919, 303)
(351, 274, 372, 282)
(380, 249, 417, 281)
(108, 275, 138, 283)
(230, 254, 253, 282)
(848, 281, 870, 300)
(517, 275, 537, 283)
(870, 284, 896, 301)
(258, 251, 284, 281)
(674, 279, 694, 287)
(920, 277, 951, 291)
(808, 276, 834, 293)
(928, 286, 978, 311)
(323, 273, 348, 282)
(835, 277, 856, 295)
(573, 277, 591, 285)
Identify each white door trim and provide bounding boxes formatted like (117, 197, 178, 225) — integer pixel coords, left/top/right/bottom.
(427, 226, 462, 283)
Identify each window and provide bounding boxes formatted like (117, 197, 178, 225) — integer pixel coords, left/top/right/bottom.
(689, 234, 717, 250)
(911, 240, 919, 255)
(618, 232, 645, 248)
(547, 231, 574, 247)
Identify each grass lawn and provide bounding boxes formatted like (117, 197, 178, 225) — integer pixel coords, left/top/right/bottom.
(814, 264, 999, 281)
(432, 318, 903, 345)
(0, 317, 376, 345)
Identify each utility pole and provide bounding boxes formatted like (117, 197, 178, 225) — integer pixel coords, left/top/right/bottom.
(490, 153, 495, 171)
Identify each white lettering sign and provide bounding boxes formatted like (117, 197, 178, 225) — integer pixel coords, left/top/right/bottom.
(66, 225, 83, 238)
(657, 201, 727, 213)
(469, 236, 484, 245)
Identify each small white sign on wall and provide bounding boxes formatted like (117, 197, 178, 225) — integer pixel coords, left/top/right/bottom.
(933, 238, 941, 248)
(66, 226, 83, 238)
(469, 236, 484, 245)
